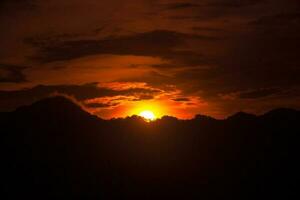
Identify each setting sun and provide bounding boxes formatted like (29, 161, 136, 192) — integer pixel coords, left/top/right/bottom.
(126, 100, 167, 120)
(139, 110, 156, 121)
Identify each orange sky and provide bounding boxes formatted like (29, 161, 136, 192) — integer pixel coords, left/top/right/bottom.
(0, 0, 300, 119)
(77, 81, 207, 119)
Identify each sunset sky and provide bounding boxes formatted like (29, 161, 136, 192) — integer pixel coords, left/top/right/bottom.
(1, 0, 300, 119)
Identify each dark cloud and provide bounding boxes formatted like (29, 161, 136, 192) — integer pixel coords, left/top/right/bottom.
(151, 63, 184, 69)
(168, 11, 300, 98)
(93, 25, 107, 34)
(162, 3, 200, 10)
(172, 97, 190, 102)
(175, 67, 220, 82)
(168, 15, 214, 21)
(0, 83, 161, 111)
(117, 10, 300, 103)
(217, 19, 300, 90)
(162, 0, 263, 11)
(191, 26, 223, 32)
(118, 71, 173, 88)
(250, 12, 300, 28)
(0, 83, 161, 101)
(239, 88, 281, 99)
(85, 102, 117, 108)
(0, 0, 37, 12)
(206, 0, 265, 8)
(167, 0, 265, 21)
(0, 64, 27, 83)
(25, 30, 219, 63)
(135, 94, 154, 101)
(150, 56, 213, 69)
(168, 14, 228, 22)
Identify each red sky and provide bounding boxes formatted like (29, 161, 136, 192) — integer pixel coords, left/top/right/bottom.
(1, 0, 300, 119)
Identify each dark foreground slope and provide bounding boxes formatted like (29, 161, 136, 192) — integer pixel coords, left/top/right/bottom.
(1, 96, 299, 199)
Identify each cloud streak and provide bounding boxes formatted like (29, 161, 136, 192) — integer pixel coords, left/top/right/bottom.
(25, 30, 220, 63)
(0, 64, 27, 83)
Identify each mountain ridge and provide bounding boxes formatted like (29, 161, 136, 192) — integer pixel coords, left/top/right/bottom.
(3, 95, 299, 122)
(1, 95, 299, 199)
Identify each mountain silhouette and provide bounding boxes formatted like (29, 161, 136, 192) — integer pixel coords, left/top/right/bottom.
(1, 96, 299, 199)
(226, 111, 257, 121)
(14, 96, 100, 124)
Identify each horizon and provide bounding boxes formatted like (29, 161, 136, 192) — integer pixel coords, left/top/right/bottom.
(8, 95, 299, 121)
(2, 91, 299, 198)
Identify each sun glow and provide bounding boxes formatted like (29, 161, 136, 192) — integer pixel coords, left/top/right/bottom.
(139, 110, 156, 121)
(127, 100, 167, 120)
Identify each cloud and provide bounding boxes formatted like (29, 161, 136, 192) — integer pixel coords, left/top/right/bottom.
(0, 0, 37, 11)
(172, 97, 190, 102)
(0, 82, 162, 111)
(191, 26, 223, 32)
(84, 102, 116, 108)
(164, 10, 300, 99)
(166, 0, 266, 21)
(0, 82, 161, 101)
(239, 88, 281, 99)
(161, 0, 263, 11)
(25, 30, 219, 63)
(250, 12, 300, 27)
(161, 3, 200, 10)
(0, 64, 27, 83)
(206, 0, 265, 8)
(133, 94, 154, 101)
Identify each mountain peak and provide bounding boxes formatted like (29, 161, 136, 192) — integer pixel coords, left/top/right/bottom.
(263, 108, 299, 116)
(17, 95, 83, 112)
(226, 111, 257, 121)
(261, 108, 300, 121)
(14, 96, 95, 123)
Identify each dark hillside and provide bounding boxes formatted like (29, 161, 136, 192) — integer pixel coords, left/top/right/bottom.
(1, 97, 299, 199)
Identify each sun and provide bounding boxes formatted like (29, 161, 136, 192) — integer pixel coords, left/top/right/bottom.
(127, 100, 165, 121)
(139, 110, 156, 121)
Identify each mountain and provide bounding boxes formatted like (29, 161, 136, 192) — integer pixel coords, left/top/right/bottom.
(1, 96, 299, 199)
(13, 96, 101, 125)
(226, 111, 257, 121)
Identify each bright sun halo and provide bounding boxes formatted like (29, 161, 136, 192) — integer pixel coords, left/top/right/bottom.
(139, 110, 156, 121)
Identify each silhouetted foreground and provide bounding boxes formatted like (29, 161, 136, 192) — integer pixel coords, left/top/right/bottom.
(1, 96, 299, 199)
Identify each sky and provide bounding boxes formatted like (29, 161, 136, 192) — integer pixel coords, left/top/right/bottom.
(0, 0, 300, 119)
